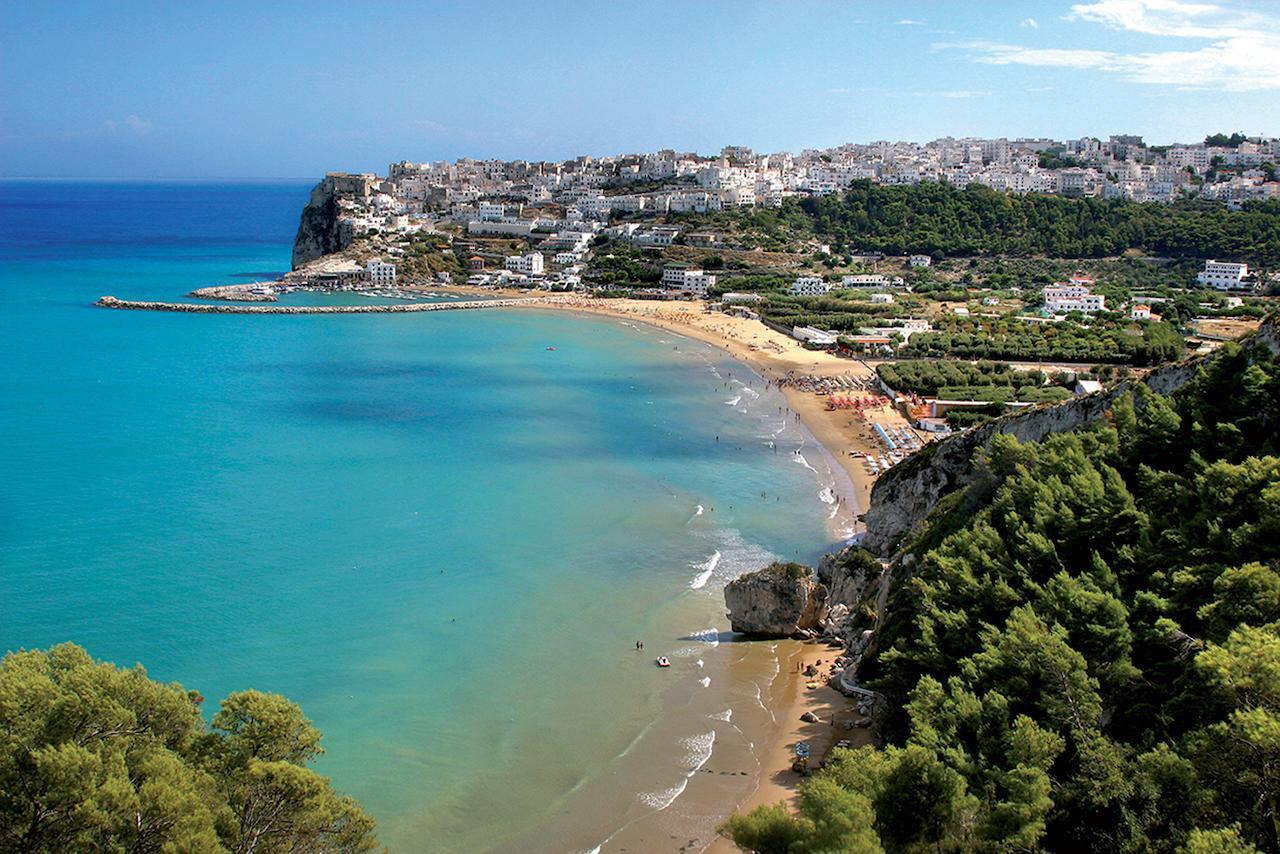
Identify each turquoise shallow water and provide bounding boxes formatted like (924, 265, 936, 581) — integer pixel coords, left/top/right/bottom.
(0, 182, 847, 850)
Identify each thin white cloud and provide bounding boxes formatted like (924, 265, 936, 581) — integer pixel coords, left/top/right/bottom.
(103, 115, 152, 135)
(1067, 0, 1266, 39)
(945, 0, 1280, 91)
(1021, 17, 1040, 28)
(896, 18, 925, 26)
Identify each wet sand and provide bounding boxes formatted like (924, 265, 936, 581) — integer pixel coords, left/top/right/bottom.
(704, 641, 871, 852)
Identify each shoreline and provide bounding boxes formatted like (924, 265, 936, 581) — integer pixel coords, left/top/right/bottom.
(518, 297, 893, 849)
(511, 295, 929, 531)
(98, 286, 918, 531)
(99, 283, 904, 846)
(705, 640, 872, 852)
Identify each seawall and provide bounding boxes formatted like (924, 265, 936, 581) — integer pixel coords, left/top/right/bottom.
(95, 295, 572, 314)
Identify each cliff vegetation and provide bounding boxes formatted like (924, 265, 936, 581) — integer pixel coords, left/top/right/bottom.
(725, 333, 1280, 852)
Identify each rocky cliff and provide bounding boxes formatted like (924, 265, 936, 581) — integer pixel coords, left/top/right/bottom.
(862, 315, 1280, 556)
(291, 178, 349, 269)
(724, 562, 828, 637)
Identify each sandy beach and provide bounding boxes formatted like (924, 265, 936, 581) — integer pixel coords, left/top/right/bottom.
(709, 639, 872, 834)
(516, 295, 924, 520)
(514, 295, 896, 850)
(338, 286, 895, 848)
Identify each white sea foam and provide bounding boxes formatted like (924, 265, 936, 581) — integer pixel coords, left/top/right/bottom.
(724, 395, 742, 406)
(696, 659, 704, 668)
(819, 486, 836, 505)
(699, 676, 711, 688)
(709, 709, 733, 722)
(688, 628, 721, 647)
(637, 779, 688, 811)
(793, 451, 819, 473)
(688, 550, 721, 589)
(617, 720, 656, 760)
(695, 504, 704, 516)
(681, 731, 716, 773)
(751, 681, 777, 723)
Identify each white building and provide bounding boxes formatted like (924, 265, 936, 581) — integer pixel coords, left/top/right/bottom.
(633, 227, 680, 247)
(681, 272, 716, 296)
(841, 274, 890, 288)
(908, 255, 932, 268)
(1044, 283, 1106, 314)
(477, 201, 507, 221)
(661, 265, 716, 296)
(869, 293, 894, 304)
(1130, 303, 1153, 320)
(468, 220, 534, 237)
(366, 260, 396, 286)
(1075, 379, 1104, 396)
(505, 252, 545, 276)
(790, 276, 832, 296)
(1197, 260, 1250, 290)
(722, 292, 764, 304)
(792, 326, 838, 346)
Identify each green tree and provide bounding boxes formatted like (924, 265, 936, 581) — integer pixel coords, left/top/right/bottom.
(0, 644, 377, 853)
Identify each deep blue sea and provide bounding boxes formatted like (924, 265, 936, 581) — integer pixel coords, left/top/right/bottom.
(0, 181, 848, 851)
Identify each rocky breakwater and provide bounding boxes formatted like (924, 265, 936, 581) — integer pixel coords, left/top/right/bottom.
(95, 295, 570, 314)
(724, 562, 827, 638)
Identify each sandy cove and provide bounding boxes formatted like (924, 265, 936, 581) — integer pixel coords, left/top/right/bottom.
(155, 283, 901, 846)
(512, 295, 921, 523)
(516, 295, 899, 849)
(415, 291, 904, 839)
(704, 639, 873, 853)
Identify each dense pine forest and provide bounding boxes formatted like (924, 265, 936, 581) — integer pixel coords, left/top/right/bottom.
(801, 182, 1280, 263)
(681, 181, 1280, 264)
(726, 330, 1280, 852)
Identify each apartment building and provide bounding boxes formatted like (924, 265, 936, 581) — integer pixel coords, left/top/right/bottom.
(1197, 260, 1250, 290)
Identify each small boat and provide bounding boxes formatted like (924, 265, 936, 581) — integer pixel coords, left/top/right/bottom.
(546, 346, 557, 351)
(656, 656, 671, 668)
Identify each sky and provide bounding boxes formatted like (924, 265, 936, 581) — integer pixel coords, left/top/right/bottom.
(2, 0, 1279, 178)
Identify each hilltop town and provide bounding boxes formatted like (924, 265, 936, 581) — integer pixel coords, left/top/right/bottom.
(291, 131, 1279, 289)
(273, 133, 1275, 380)
(340, 132, 1280, 247)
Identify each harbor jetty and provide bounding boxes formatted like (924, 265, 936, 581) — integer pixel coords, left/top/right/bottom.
(95, 295, 574, 314)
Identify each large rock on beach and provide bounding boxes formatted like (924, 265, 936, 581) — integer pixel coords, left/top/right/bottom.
(725, 562, 827, 637)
